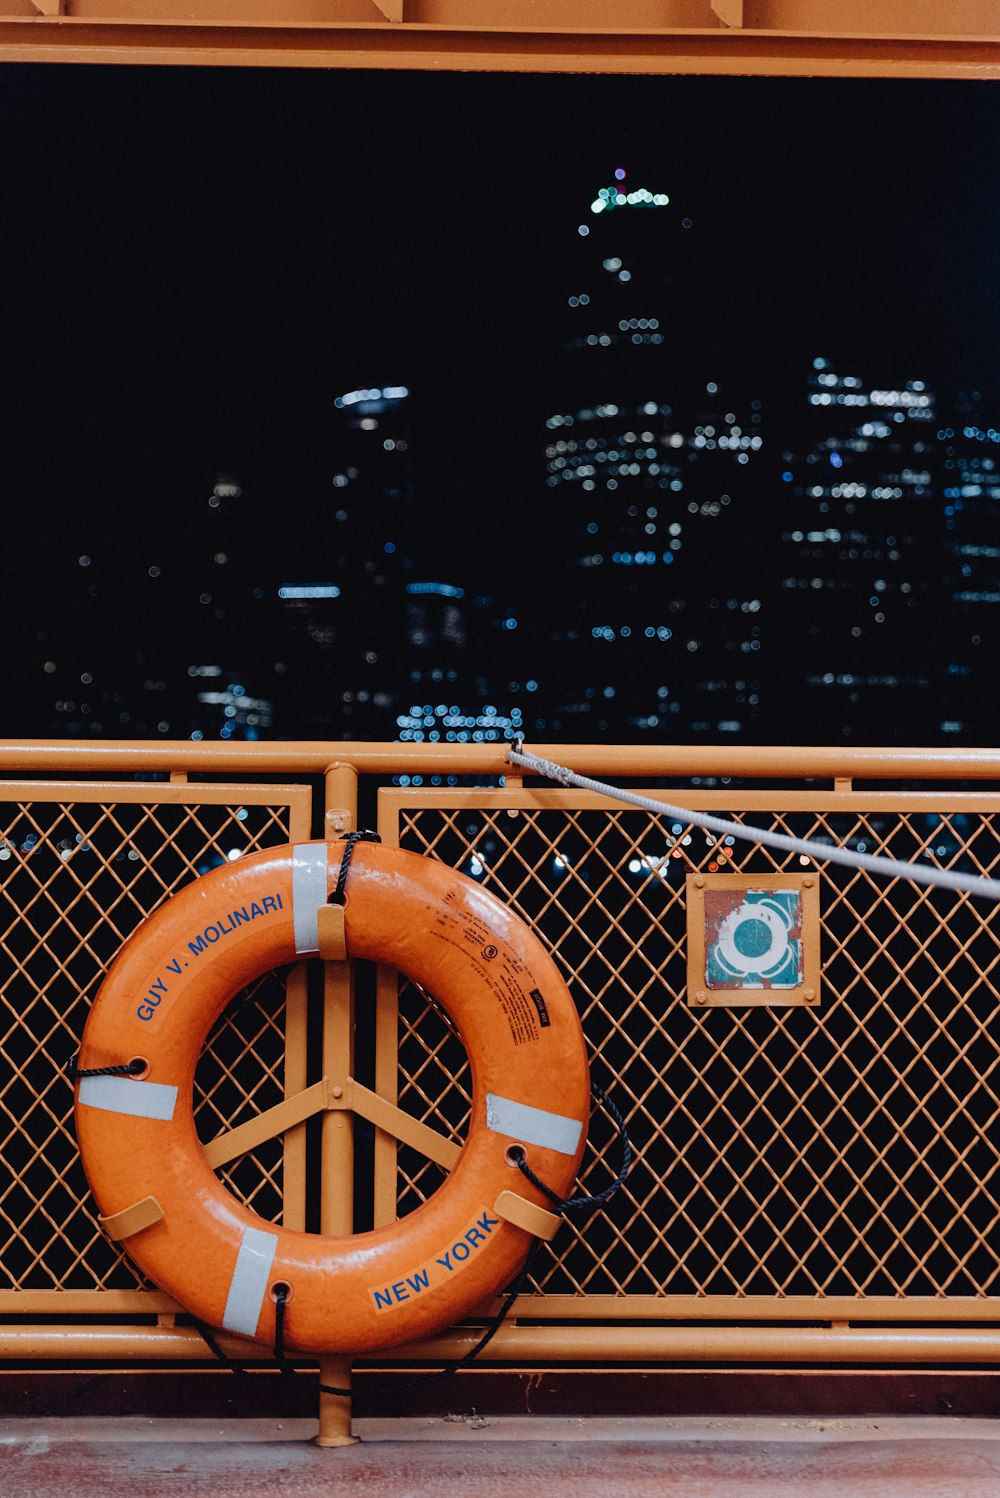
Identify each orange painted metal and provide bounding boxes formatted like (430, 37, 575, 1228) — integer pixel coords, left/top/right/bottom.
(4, 740, 1000, 780)
(0, 2, 999, 75)
(11, 1319, 1000, 1365)
(74, 838, 589, 1355)
(6, 743, 1000, 1394)
(317, 763, 359, 1444)
(684, 870, 821, 1009)
(375, 776, 1000, 1361)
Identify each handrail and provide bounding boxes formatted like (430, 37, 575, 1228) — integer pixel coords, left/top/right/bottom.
(1, 739, 1000, 781)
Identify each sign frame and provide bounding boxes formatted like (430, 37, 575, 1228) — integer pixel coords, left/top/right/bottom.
(686, 871, 821, 1009)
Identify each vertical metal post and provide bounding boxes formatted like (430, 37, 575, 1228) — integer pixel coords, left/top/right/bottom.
(282, 966, 309, 1232)
(315, 761, 360, 1448)
(372, 793, 400, 1230)
(284, 780, 316, 1231)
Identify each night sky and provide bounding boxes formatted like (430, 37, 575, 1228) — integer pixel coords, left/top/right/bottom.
(3, 65, 1000, 734)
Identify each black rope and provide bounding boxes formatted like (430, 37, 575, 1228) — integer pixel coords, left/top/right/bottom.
(406, 1085, 632, 1386)
(266, 1246, 540, 1402)
(329, 830, 381, 907)
(193, 1236, 540, 1403)
(186, 1083, 628, 1406)
(432, 1241, 543, 1379)
(274, 1284, 291, 1374)
(511, 1083, 632, 1214)
(67, 1056, 145, 1080)
(273, 1285, 352, 1397)
(420, 1087, 631, 1380)
(190, 1296, 354, 1399)
(193, 1318, 251, 1380)
(199, 1278, 503, 1401)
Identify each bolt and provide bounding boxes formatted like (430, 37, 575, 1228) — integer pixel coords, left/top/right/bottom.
(803, 876, 814, 888)
(694, 875, 706, 888)
(695, 990, 708, 1005)
(331, 1085, 343, 1099)
(804, 988, 817, 1004)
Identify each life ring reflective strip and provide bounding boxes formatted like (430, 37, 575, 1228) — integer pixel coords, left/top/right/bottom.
(75, 840, 590, 1355)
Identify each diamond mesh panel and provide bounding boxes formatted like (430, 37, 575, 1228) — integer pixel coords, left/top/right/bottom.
(394, 801, 1000, 1300)
(0, 792, 300, 1291)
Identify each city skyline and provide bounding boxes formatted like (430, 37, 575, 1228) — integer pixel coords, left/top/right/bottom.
(3, 67, 1000, 747)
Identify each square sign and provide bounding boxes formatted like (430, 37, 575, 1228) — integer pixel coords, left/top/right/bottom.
(686, 872, 820, 1009)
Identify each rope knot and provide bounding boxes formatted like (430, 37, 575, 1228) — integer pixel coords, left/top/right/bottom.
(329, 830, 381, 907)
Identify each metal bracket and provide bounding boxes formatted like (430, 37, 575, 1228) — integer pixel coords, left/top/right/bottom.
(493, 1188, 562, 1241)
(340, 1078, 460, 1171)
(98, 1195, 164, 1241)
(316, 902, 347, 961)
(325, 807, 353, 836)
(711, 0, 745, 25)
(203, 1076, 460, 1173)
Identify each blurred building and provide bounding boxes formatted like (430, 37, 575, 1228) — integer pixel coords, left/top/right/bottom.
(773, 359, 940, 740)
(272, 384, 415, 738)
(937, 394, 1000, 740)
(18, 195, 1000, 752)
(526, 170, 770, 741)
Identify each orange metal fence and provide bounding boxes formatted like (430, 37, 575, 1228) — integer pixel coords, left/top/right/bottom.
(4, 742, 1000, 1413)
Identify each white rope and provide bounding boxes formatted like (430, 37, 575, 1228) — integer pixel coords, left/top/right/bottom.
(506, 745, 1000, 904)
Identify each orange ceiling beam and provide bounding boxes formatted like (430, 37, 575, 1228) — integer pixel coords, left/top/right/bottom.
(1, 2, 999, 75)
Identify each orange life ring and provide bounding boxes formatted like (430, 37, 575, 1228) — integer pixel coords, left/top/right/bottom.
(74, 840, 590, 1354)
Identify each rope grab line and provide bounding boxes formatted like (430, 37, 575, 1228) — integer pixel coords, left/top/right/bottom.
(506, 745, 1000, 905)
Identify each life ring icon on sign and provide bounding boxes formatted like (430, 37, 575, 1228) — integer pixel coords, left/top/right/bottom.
(706, 891, 803, 989)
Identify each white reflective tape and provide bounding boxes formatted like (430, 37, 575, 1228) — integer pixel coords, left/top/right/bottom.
(291, 843, 328, 955)
(485, 1093, 584, 1157)
(222, 1226, 278, 1338)
(78, 1076, 178, 1122)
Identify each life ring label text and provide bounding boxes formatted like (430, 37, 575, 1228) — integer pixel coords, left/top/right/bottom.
(430, 892, 546, 1046)
(132, 891, 285, 1031)
(370, 1208, 500, 1313)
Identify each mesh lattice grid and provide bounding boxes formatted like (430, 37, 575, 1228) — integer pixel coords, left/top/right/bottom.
(0, 796, 295, 1290)
(395, 803, 1000, 1299)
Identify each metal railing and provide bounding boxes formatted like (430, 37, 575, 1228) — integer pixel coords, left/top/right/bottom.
(4, 741, 1000, 1435)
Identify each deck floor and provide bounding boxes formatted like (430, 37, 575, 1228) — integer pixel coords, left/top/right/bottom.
(4, 1416, 1000, 1497)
